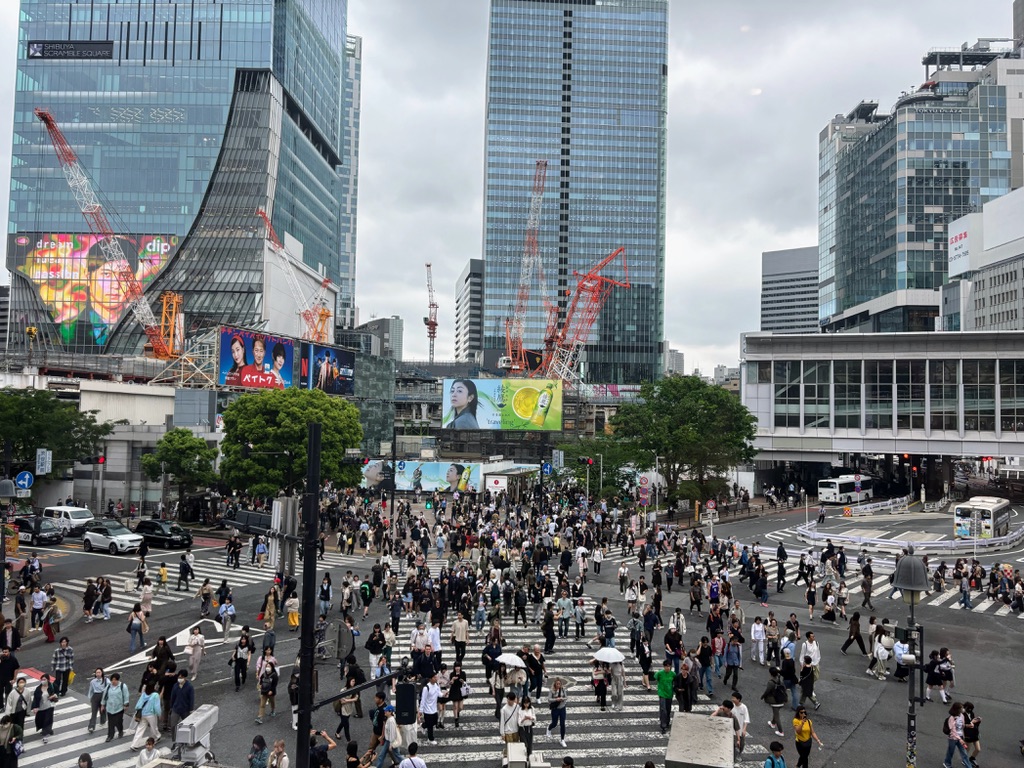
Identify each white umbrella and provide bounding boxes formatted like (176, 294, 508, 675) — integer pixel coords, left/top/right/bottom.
(496, 653, 526, 669)
(592, 647, 626, 663)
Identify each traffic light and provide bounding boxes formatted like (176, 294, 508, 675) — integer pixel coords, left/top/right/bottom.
(342, 456, 370, 465)
(903, 453, 909, 460)
(578, 456, 593, 466)
(425, 501, 433, 510)
(912, 466, 918, 477)
(79, 453, 105, 465)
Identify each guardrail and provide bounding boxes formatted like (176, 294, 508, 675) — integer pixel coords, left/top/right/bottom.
(795, 519, 1024, 555)
(834, 495, 912, 517)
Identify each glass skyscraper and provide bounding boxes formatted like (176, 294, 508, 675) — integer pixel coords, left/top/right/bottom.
(481, 0, 668, 384)
(819, 46, 1022, 333)
(6, 0, 352, 355)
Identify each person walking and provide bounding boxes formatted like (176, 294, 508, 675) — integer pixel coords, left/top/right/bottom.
(942, 702, 973, 768)
(761, 667, 787, 737)
(269, 738, 289, 768)
(219, 596, 237, 640)
(5, 676, 29, 735)
(654, 659, 675, 735)
(30, 672, 58, 743)
(545, 677, 568, 748)
(176, 555, 193, 592)
(255, 661, 279, 724)
(50, 636, 74, 696)
(185, 626, 206, 681)
(723, 635, 742, 689)
(168, 671, 195, 736)
(232, 635, 254, 692)
(100, 672, 130, 741)
(130, 686, 162, 751)
(840, 612, 867, 656)
(127, 604, 147, 653)
(87, 668, 108, 733)
(859, 561, 875, 610)
(792, 706, 823, 768)
(764, 740, 787, 768)
(0, 715, 23, 768)
(194, 579, 213, 618)
(248, 735, 269, 768)
(418, 671, 440, 745)
(498, 691, 520, 745)
(798, 656, 819, 710)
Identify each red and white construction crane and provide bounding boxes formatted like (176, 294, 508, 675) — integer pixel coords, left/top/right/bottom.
(500, 159, 549, 373)
(35, 108, 174, 359)
(424, 262, 438, 364)
(537, 247, 630, 386)
(255, 209, 333, 343)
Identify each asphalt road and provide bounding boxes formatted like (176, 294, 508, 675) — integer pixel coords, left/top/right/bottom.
(7, 512, 1024, 768)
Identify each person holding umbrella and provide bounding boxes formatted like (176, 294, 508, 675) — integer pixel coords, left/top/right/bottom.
(592, 647, 626, 711)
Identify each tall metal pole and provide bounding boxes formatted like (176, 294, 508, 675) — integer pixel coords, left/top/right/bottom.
(586, 464, 590, 501)
(906, 597, 918, 768)
(296, 422, 322, 768)
(598, 454, 603, 499)
(391, 423, 398, 547)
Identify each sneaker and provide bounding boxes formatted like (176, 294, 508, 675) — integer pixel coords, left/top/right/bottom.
(775, 730, 784, 737)
(546, 727, 551, 738)
(840, 650, 847, 656)
(814, 701, 821, 710)
(428, 740, 438, 746)
(560, 739, 567, 747)
(255, 718, 263, 724)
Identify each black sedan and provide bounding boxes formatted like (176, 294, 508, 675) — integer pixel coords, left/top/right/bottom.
(12, 517, 65, 547)
(134, 519, 194, 548)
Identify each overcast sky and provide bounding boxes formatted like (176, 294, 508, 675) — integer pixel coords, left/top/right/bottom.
(0, 1, 1015, 371)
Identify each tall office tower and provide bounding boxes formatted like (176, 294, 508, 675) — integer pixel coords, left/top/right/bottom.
(455, 258, 484, 361)
(356, 316, 404, 361)
(6, 0, 351, 355)
(662, 348, 684, 376)
(760, 247, 820, 333)
(336, 34, 362, 331)
(481, 0, 668, 383)
(819, 40, 1024, 334)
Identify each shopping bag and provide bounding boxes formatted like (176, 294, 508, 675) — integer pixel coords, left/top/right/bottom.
(67, 670, 76, 685)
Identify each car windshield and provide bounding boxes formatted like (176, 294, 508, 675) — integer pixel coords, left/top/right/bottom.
(168, 525, 185, 534)
(69, 510, 92, 519)
(38, 520, 59, 531)
(103, 524, 132, 536)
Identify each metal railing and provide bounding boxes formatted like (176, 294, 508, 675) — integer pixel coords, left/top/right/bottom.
(796, 519, 1024, 555)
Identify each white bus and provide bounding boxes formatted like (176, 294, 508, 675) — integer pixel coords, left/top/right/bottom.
(818, 475, 874, 504)
(953, 496, 1011, 539)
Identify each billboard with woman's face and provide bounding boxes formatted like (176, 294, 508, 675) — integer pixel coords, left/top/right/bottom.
(362, 461, 482, 494)
(218, 326, 294, 389)
(442, 378, 563, 431)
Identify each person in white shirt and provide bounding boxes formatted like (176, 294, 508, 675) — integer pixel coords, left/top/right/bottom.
(498, 691, 520, 743)
(800, 632, 822, 676)
(730, 692, 750, 754)
(135, 737, 160, 768)
(398, 742, 428, 768)
(750, 617, 767, 666)
(418, 672, 441, 745)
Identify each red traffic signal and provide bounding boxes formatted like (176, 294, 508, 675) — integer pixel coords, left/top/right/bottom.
(363, 458, 370, 465)
(97, 454, 105, 464)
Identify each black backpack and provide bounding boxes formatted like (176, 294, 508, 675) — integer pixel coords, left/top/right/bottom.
(773, 681, 787, 705)
(942, 716, 951, 736)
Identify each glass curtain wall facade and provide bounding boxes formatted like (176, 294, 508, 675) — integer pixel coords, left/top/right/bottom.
(336, 34, 362, 331)
(825, 83, 1009, 328)
(7, 0, 348, 355)
(481, 0, 668, 384)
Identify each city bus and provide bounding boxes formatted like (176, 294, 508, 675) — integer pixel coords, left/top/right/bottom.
(953, 496, 1011, 539)
(817, 475, 874, 504)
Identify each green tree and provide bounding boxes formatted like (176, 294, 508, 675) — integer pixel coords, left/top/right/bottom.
(0, 387, 115, 479)
(611, 375, 756, 505)
(141, 428, 218, 513)
(556, 437, 646, 499)
(219, 388, 363, 497)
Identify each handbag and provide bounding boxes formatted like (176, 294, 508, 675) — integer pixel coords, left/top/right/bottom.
(67, 670, 76, 685)
(133, 711, 142, 722)
(460, 682, 472, 698)
(212, 599, 219, 608)
(257, 612, 265, 621)
(548, 701, 558, 711)
(140, 618, 150, 634)
(11, 740, 22, 757)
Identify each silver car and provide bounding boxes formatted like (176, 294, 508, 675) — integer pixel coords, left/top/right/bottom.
(82, 520, 144, 555)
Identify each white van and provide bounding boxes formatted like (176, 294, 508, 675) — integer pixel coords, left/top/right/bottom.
(41, 505, 95, 536)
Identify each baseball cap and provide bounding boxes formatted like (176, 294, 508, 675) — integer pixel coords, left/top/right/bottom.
(384, 705, 395, 713)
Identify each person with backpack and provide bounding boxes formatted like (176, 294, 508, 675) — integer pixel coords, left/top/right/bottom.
(761, 667, 787, 737)
(764, 740, 787, 768)
(942, 701, 973, 768)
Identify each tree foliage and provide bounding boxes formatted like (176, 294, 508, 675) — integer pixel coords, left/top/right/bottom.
(140, 428, 218, 512)
(556, 437, 646, 498)
(219, 388, 363, 497)
(0, 388, 115, 481)
(610, 375, 756, 505)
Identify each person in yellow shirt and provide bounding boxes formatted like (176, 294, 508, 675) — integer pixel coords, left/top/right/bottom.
(158, 563, 170, 596)
(792, 706, 823, 768)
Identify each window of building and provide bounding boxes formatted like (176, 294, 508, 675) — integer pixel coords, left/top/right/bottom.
(773, 361, 800, 428)
(895, 360, 925, 430)
(865, 361, 893, 429)
(803, 360, 830, 429)
(962, 360, 996, 431)
(834, 360, 861, 429)
(929, 360, 959, 431)
(1000, 360, 1024, 431)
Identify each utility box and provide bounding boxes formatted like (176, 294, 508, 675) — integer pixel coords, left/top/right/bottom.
(665, 713, 734, 768)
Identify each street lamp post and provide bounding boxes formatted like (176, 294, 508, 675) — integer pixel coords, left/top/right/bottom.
(891, 544, 931, 768)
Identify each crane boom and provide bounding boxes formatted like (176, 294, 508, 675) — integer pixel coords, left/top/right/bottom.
(540, 247, 630, 386)
(424, 262, 438, 364)
(501, 159, 549, 373)
(255, 208, 333, 342)
(34, 108, 172, 358)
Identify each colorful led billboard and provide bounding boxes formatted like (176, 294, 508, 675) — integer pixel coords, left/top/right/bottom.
(441, 378, 563, 431)
(10, 232, 177, 348)
(299, 343, 355, 396)
(363, 460, 482, 494)
(218, 326, 294, 389)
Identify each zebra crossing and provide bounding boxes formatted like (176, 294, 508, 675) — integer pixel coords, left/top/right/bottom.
(398, 600, 772, 768)
(50, 550, 373, 617)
